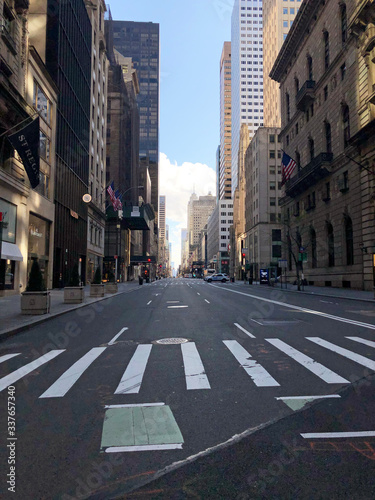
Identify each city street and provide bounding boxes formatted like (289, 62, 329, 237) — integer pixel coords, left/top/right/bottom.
(1, 278, 375, 498)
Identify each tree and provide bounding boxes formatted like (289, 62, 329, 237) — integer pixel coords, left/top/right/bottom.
(284, 223, 309, 291)
(92, 266, 102, 285)
(26, 260, 46, 292)
(68, 263, 80, 287)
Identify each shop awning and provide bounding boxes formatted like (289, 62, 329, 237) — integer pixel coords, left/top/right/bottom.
(1, 242, 23, 261)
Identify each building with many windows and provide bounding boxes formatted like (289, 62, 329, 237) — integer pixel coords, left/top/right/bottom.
(270, 0, 375, 291)
(1, 0, 58, 294)
(207, 199, 233, 273)
(187, 193, 216, 252)
(111, 21, 160, 216)
(263, 0, 299, 127)
(231, 0, 264, 197)
(220, 42, 232, 200)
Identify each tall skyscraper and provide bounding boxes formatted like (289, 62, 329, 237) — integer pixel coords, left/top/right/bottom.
(37, 0, 92, 286)
(187, 193, 216, 249)
(111, 21, 160, 214)
(231, 0, 264, 197)
(219, 42, 232, 200)
(263, 0, 298, 127)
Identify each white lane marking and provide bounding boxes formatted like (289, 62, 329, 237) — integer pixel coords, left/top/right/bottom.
(210, 285, 375, 330)
(0, 353, 21, 364)
(108, 327, 128, 345)
(346, 337, 375, 349)
(155, 294, 159, 296)
(39, 347, 107, 398)
(147, 300, 152, 305)
(0, 350, 65, 392)
(104, 403, 165, 409)
(114, 345, 152, 394)
(301, 431, 375, 439)
(276, 395, 341, 401)
(320, 300, 334, 304)
(250, 319, 263, 325)
(168, 305, 189, 309)
(204, 299, 210, 304)
(266, 338, 348, 384)
(223, 340, 280, 387)
(181, 342, 211, 390)
(197, 293, 200, 295)
(105, 444, 183, 452)
(167, 301, 180, 303)
(234, 323, 255, 339)
(307, 337, 375, 370)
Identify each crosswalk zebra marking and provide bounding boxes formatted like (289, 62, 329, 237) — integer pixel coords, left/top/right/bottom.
(307, 337, 375, 371)
(223, 340, 280, 387)
(266, 338, 349, 384)
(234, 323, 255, 339)
(181, 342, 210, 390)
(114, 344, 152, 394)
(0, 353, 21, 364)
(39, 347, 107, 398)
(108, 328, 128, 346)
(346, 337, 375, 349)
(0, 350, 65, 392)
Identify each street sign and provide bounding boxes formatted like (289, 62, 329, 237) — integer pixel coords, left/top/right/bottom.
(278, 259, 288, 268)
(298, 252, 308, 262)
(0, 212, 2, 222)
(114, 255, 118, 259)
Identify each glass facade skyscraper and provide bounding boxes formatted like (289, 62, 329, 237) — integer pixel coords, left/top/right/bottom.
(111, 21, 160, 213)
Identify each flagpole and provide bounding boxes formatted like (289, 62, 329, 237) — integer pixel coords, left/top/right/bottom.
(0, 112, 39, 139)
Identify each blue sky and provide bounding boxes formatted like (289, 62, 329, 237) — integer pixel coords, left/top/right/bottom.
(108, 0, 233, 266)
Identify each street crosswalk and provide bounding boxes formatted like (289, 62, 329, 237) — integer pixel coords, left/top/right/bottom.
(1, 336, 375, 398)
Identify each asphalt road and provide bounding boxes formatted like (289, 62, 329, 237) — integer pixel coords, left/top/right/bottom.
(0, 278, 375, 499)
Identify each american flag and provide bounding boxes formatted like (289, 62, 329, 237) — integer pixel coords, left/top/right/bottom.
(107, 182, 117, 209)
(281, 151, 297, 186)
(115, 190, 122, 211)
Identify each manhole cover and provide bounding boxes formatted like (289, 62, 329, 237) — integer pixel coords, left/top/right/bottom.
(153, 338, 190, 345)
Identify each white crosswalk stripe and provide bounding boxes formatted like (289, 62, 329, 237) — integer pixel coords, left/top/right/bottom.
(39, 347, 107, 398)
(223, 340, 280, 387)
(0, 350, 65, 392)
(2, 335, 375, 397)
(307, 337, 375, 371)
(265, 338, 349, 384)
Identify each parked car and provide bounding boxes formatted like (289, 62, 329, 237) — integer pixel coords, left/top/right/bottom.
(206, 273, 229, 283)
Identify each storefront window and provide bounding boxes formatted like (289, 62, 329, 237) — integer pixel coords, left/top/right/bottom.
(28, 213, 50, 257)
(0, 260, 15, 290)
(0, 199, 16, 243)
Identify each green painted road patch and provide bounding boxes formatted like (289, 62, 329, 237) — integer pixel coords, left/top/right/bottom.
(101, 404, 184, 452)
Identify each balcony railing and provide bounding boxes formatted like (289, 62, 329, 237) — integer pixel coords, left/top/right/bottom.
(285, 152, 333, 198)
(296, 80, 315, 111)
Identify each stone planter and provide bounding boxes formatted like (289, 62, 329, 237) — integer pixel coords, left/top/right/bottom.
(105, 282, 118, 294)
(21, 291, 50, 315)
(90, 283, 105, 297)
(64, 286, 85, 304)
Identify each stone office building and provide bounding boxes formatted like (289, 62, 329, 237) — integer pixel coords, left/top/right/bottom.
(270, 0, 375, 291)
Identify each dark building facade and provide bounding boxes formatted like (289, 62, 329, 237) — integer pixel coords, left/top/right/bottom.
(111, 21, 160, 215)
(45, 0, 92, 286)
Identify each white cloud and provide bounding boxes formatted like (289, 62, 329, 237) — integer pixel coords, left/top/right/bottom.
(159, 152, 216, 268)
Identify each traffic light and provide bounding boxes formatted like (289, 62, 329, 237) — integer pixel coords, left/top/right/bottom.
(147, 258, 151, 262)
(159, 264, 162, 268)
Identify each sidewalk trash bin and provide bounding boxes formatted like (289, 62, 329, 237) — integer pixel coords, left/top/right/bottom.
(138, 276, 143, 285)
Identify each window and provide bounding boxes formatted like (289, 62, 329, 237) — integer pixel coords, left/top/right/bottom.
(324, 85, 328, 101)
(327, 223, 335, 267)
(286, 92, 290, 121)
(33, 82, 51, 124)
(341, 62, 346, 80)
(325, 121, 332, 153)
(307, 55, 313, 80)
(343, 105, 350, 146)
(270, 134, 275, 143)
(296, 150, 301, 171)
(272, 229, 281, 242)
(324, 31, 330, 70)
(39, 132, 50, 162)
(345, 215, 354, 265)
(270, 197, 276, 207)
(295, 77, 299, 95)
(270, 181, 276, 190)
(341, 4, 347, 45)
(309, 137, 315, 161)
(269, 150, 275, 159)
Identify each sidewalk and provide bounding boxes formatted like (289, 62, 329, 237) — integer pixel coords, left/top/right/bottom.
(0, 281, 145, 339)
(233, 280, 375, 302)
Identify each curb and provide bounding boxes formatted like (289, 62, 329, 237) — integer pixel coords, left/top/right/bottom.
(232, 282, 374, 303)
(0, 285, 142, 340)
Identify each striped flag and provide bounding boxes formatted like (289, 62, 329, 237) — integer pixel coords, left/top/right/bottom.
(107, 182, 117, 209)
(281, 152, 297, 186)
(115, 190, 122, 211)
